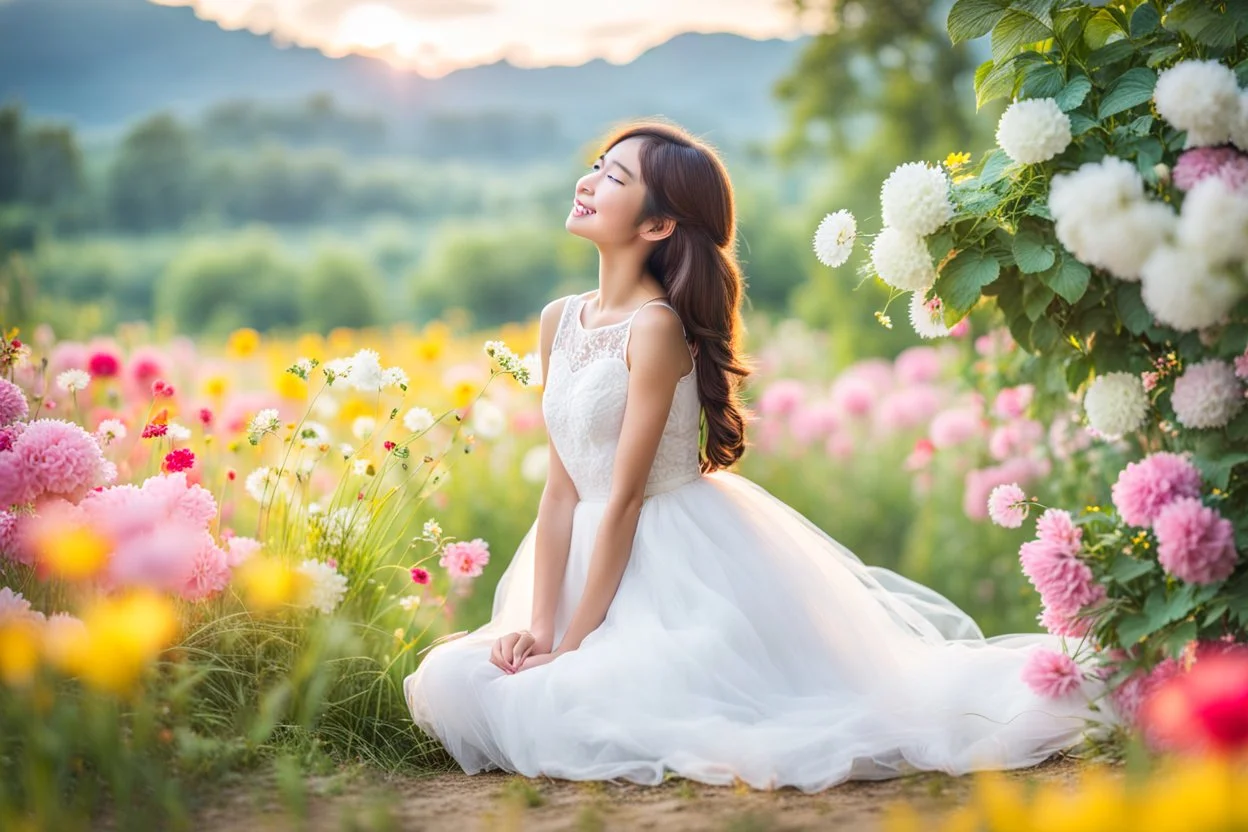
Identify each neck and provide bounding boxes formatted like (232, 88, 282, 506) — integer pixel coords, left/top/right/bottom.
(593, 244, 663, 310)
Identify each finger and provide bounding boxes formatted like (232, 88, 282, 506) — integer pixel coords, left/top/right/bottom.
(510, 634, 534, 667)
(489, 641, 507, 671)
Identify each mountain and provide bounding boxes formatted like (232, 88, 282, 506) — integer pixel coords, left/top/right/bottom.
(0, 0, 809, 150)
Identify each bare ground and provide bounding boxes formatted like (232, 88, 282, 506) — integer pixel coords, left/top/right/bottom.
(193, 754, 1109, 832)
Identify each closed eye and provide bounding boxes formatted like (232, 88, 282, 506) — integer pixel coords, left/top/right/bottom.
(592, 161, 623, 185)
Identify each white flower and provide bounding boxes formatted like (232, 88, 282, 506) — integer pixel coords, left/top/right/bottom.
(880, 162, 953, 236)
(484, 340, 532, 385)
(421, 518, 442, 540)
(1089, 200, 1178, 282)
(403, 407, 435, 434)
(0, 587, 42, 623)
(1049, 157, 1146, 267)
(298, 458, 316, 477)
(812, 209, 857, 267)
(1232, 92, 1248, 153)
(95, 418, 127, 445)
(398, 595, 422, 612)
(55, 369, 91, 393)
(308, 501, 324, 516)
(1140, 244, 1242, 332)
(341, 349, 385, 391)
(322, 357, 353, 384)
(1176, 176, 1248, 269)
(382, 366, 408, 389)
(352, 416, 377, 440)
(297, 558, 348, 614)
(469, 399, 506, 440)
(292, 357, 315, 376)
(311, 394, 340, 419)
(995, 98, 1072, 164)
(1153, 59, 1241, 148)
(247, 408, 281, 444)
(1082, 372, 1149, 439)
(520, 352, 542, 387)
(870, 227, 936, 291)
(1171, 359, 1245, 429)
(166, 421, 192, 442)
(244, 466, 278, 503)
(352, 458, 375, 477)
(339, 442, 355, 458)
(520, 444, 549, 484)
(320, 507, 365, 549)
(298, 420, 331, 450)
(909, 290, 951, 339)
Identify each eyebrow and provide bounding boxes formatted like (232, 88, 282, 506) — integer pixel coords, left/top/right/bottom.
(598, 154, 635, 181)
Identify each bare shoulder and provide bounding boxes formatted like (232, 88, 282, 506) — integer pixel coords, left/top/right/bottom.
(626, 303, 691, 377)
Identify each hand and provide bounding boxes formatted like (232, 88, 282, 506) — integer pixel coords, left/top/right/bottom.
(489, 630, 551, 674)
(515, 651, 561, 672)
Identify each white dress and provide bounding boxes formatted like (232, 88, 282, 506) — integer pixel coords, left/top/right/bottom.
(403, 291, 1111, 792)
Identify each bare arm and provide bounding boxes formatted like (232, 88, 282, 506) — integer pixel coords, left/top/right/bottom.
(527, 296, 581, 651)
(552, 305, 691, 656)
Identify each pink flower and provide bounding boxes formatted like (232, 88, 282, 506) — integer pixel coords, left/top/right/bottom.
(1172, 146, 1242, 191)
(904, 437, 934, 471)
(875, 386, 942, 434)
(1171, 359, 1245, 430)
(105, 521, 201, 593)
(11, 419, 111, 504)
(757, 379, 806, 417)
(0, 422, 23, 453)
(183, 533, 231, 601)
(988, 483, 1028, 528)
(198, 407, 213, 426)
(988, 419, 1044, 461)
(87, 350, 121, 378)
(1222, 156, 1248, 191)
(789, 401, 840, 444)
(1019, 537, 1103, 616)
(1039, 605, 1094, 639)
(0, 510, 16, 560)
(993, 384, 1034, 419)
(1111, 657, 1182, 726)
(410, 566, 430, 585)
(1111, 451, 1203, 528)
(439, 538, 490, 579)
(894, 346, 942, 384)
(1036, 508, 1082, 555)
(125, 347, 168, 398)
(1022, 648, 1084, 699)
(0, 378, 27, 426)
(1236, 348, 1248, 381)
(0, 453, 27, 507)
(163, 448, 195, 473)
(152, 379, 175, 398)
(139, 472, 218, 528)
(829, 375, 876, 418)
(930, 406, 981, 448)
(1153, 497, 1238, 585)
(141, 423, 168, 439)
(963, 458, 1041, 521)
(225, 536, 261, 567)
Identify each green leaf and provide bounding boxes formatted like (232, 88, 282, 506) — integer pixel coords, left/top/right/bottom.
(935, 248, 1002, 315)
(1163, 620, 1199, 658)
(1030, 316, 1060, 351)
(1117, 612, 1155, 645)
(1146, 43, 1183, 68)
(1084, 9, 1126, 49)
(1024, 279, 1056, 320)
(948, 0, 1010, 44)
(1012, 225, 1056, 274)
(1055, 74, 1092, 111)
(1193, 452, 1248, 491)
(975, 57, 1020, 109)
(991, 9, 1053, 65)
(1098, 67, 1158, 120)
(1024, 200, 1053, 221)
(976, 148, 1014, 186)
(1116, 282, 1152, 335)
(1068, 110, 1098, 136)
(1065, 354, 1093, 393)
(954, 188, 1006, 216)
(1109, 553, 1156, 582)
(1021, 63, 1066, 99)
(1130, 3, 1161, 37)
(1164, 0, 1248, 49)
(1041, 255, 1090, 304)
(1087, 39, 1136, 69)
(1203, 601, 1230, 627)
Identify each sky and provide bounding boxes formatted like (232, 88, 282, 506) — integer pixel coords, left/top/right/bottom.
(150, 0, 823, 78)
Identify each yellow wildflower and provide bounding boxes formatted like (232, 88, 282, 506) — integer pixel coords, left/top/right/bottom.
(227, 328, 261, 358)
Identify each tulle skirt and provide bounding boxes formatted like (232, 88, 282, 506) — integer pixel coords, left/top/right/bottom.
(403, 471, 1112, 792)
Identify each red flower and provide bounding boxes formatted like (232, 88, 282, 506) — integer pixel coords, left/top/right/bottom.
(410, 567, 430, 585)
(198, 407, 213, 426)
(163, 448, 195, 473)
(142, 423, 168, 439)
(384, 440, 396, 452)
(226, 468, 237, 481)
(87, 352, 120, 377)
(152, 380, 175, 398)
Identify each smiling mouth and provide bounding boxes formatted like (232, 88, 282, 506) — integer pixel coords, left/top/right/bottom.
(572, 199, 596, 217)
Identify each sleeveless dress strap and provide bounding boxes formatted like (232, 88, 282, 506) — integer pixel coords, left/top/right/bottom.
(551, 292, 582, 354)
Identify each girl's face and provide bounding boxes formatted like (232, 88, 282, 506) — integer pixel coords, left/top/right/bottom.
(565, 137, 660, 246)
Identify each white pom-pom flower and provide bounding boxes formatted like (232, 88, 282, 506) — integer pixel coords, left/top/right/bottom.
(469, 399, 506, 440)
(1153, 59, 1241, 148)
(909, 290, 951, 339)
(1171, 359, 1246, 429)
(403, 406, 435, 434)
(880, 162, 953, 236)
(812, 209, 857, 267)
(297, 558, 349, 614)
(870, 227, 936, 291)
(1081, 200, 1177, 282)
(55, 369, 91, 393)
(1140, 244, 1242, 332)
(1083, 371, 1149, 439)
(1049, 157, 1145, 261)
(1233, 93, 1248, 153)
(996, 98, 1072, 164)
(1176, 176, 1248, 269)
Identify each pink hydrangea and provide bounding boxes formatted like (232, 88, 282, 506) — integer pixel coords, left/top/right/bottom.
(1172, 146, 1243, 191)
(988, 483, 1028, 528)
(1036, 508, 1082, 555)
(757, 379, 806, 417)
(1022, 648, 1084, 699)
(0, 379, 27, 427)
(1111, 451, 1203, 528)
(439, 538, 490, 579)
(1153, 497, 1238, 585)
(930, 406, 982, 448)
(894, 346, 942, 385)
(10, 419, 111, 503)
(993, 384, 1034, 419)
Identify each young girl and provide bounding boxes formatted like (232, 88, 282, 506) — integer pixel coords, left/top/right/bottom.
(404, 120, 1110, 792)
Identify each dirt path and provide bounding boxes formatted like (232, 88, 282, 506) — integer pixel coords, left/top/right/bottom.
(195, 755, 1104, 831)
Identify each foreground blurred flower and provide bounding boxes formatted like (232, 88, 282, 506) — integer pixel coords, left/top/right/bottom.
(233, 555, 312, 612)
(46, 590, 178, 695)
(25, 509, 112, 581)
(812, 209, 857, 268)
(1143, 649, 1248, 753)
(1082, 372, 1148, 439)
(1154, 59, 1241, 148)
(0, 616, 40, 687)
(226, 327, 261, 357)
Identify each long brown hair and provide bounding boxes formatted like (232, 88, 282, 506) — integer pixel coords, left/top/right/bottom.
(597, 120, 751, 472)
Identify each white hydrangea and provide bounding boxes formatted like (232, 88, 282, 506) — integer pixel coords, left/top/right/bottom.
(1049, 157, 1149, 273)
(870, 227, 936, 291)
(995, 98, 1072, 164)
(297, 558, 348, 614)
(1140, 244, 1242, 331)
(520, 444, 549, 484)
(1082, 372, 1149, 439)
(812, 209, 857, 267)
(320, 507, 365, 549)
(1171, 359, 1246, 429)
(403, 406, 435, 434)
(1232, 93, 1248, 153)
(351, 416, 377, 440)
(1176, 176, 1248, 269)
(95, 418, 127, 445)
(880, 162, 953, 236)
(55, 369, 91, 393)
(470, 399, 506, 440)
(909, 290, 951, 339)
(1153, 59, 1241, 148)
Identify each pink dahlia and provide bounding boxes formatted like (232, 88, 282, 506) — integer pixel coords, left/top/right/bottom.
(139, 472, 218, 528)
(1111, 451, 1203, 528)
(1110, 657, 1182, 726)
(1039, 605, 1095, 639)
(875, 385, 942, 434)
(829, 375, 876, 418)
(1172, 146, 1242, 191)
(1019, 538, 1103, 616)
(87, 350, 121, 378)
(789, 401, 841, 444)
(0, 378, 27, 426)
(0, 509, 16, 559)
(104, 520, 200, 594)
(930, 406, 982, 448)
(1022, 648, 1084, 699)
(182, 531, 231, 601)
(1035, 508, 1082, 556)
(11, 419, 111, 503)
(1153, 497, 1238, 585)
(439, 538, 490, 579)
(988, 482, 1029, 528)
(0, 453, 27, 507)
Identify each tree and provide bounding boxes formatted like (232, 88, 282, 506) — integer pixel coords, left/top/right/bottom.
(106, 113, 196, 232)
(0, 105, 23, 204)
(22, 124, 84, 208)
(303, 246, 385, 330)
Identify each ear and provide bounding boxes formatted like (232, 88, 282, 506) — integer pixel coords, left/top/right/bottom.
(639, 215, 676, 243)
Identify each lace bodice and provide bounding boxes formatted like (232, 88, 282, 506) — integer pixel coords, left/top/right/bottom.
(542, 292, 702, 500)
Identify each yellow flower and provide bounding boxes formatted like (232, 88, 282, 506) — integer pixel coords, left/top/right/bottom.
(416, 336, 445, 363)
(233, 556, 312, 613)
(338, 397, 373, 424)
(227, 328, 261, 358)
(944, 151, 972, 170)
(49, 591, 178, 695)
(275, 370, 307, 400)
(30, 523, 111, 582)
(0, 619, 41, 688)
(970, 771, 1029, 831)
(451, 380, 476, 409)
(203, 374, 229, 399)
(295, 332, 323, 357)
